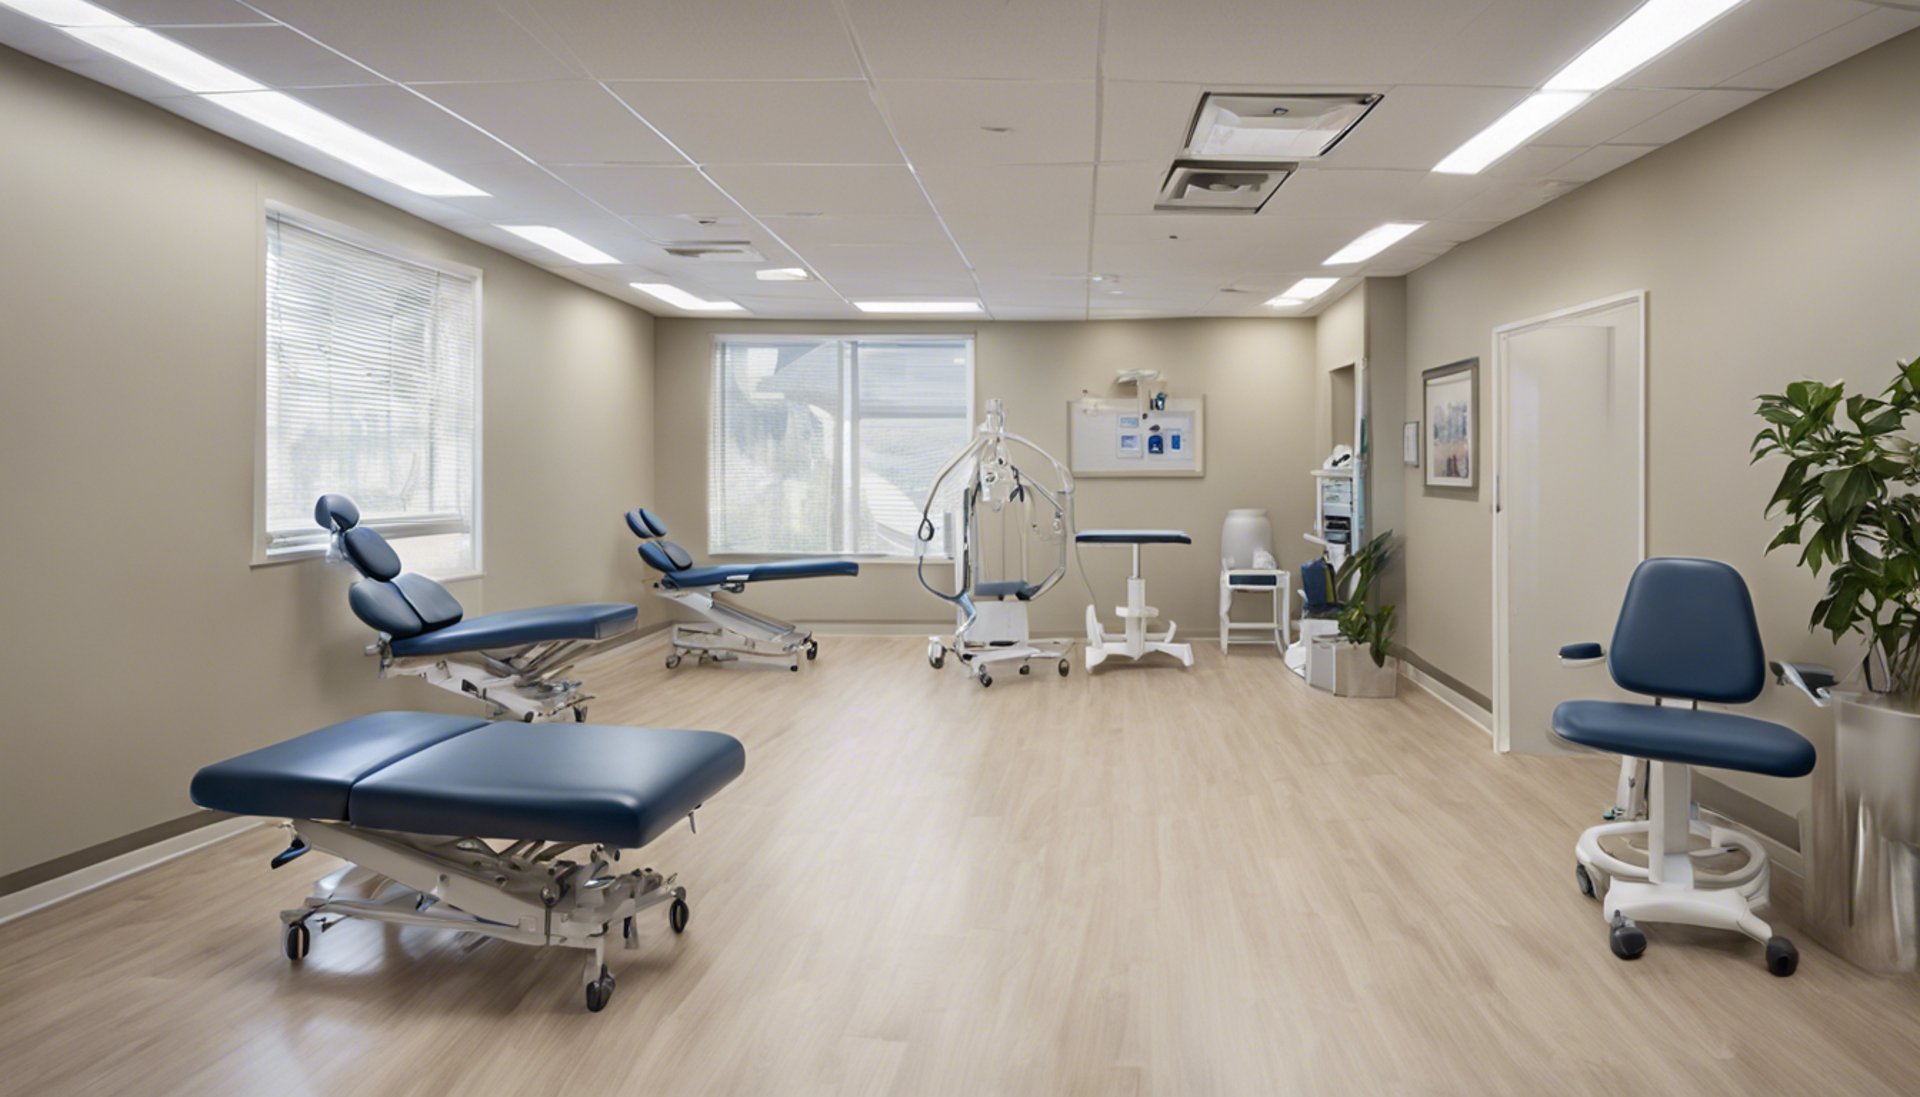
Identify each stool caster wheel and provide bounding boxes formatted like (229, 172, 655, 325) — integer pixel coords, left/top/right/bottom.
(283, 921, 310, 962)
(1609, 914, 1646, 961)
(1059, 659, 1070, 677)
(1019, 663, 1031, 675)
(790, 662, 800, 672)
(572, 706, 588, 723)
(669, 896, 690, 934)
(806, 640, 819, 661)
(585, 965, 616, 1012)
(978, 670, 992, 688)
(665, 654, 682, 670)
(930, 653, 945, 670)
(1575, 863, 1596, 899)
(1766, 936, 1798, 977)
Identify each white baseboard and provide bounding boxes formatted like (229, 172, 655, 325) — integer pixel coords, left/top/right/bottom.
(0, 816, 263, 926)
(1402, 662, 1495, 737)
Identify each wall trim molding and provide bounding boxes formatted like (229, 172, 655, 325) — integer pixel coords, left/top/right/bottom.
(0, 815, 262, 925)
(1402, 660, 1494, 735)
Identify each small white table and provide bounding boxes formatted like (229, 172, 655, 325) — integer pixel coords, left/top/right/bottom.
(1078, 529, 1195, 670)
(1220, 566, 1291, 654)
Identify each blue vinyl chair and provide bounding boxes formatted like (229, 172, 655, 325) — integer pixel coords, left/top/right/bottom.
(1552, 557, 1815, 975)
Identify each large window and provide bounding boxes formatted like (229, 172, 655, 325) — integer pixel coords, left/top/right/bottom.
(259, 209, 480, 576)
(710, 335, 973, 557)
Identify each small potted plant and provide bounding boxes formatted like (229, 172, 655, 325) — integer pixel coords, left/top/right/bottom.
(1323, 531, 1399, 697)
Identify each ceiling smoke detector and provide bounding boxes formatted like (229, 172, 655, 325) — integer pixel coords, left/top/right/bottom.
(1181, 92, 1381, 161)
(660, 241, 766, 262)
(1155, 161, 1291, 213)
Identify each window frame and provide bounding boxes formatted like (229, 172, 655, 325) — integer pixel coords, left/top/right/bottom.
(706, 332, 976, 563)
(251, 201, 485, 578)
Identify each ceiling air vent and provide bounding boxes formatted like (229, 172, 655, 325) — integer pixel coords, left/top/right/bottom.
(1155, 162, 1291, 214)
(1181, 92, 1381, 161)
(660, 241, 766, 262)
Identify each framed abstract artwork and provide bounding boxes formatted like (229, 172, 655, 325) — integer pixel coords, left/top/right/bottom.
(1422, 358, 1478, 489)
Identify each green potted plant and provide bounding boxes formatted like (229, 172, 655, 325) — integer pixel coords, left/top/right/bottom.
(1751, 357, 1920, 972)
(1325, 531, 1398, 697)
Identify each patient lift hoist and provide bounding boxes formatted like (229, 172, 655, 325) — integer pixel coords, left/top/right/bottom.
(917, 399, 1076, 686)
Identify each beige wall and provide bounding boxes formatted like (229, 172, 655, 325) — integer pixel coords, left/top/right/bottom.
(0, 48, 658, 883)
(652, 317, 1319, 636)
(1399, 28, 1920, 817)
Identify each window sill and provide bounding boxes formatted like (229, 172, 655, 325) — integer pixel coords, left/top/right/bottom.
(251, 545, 482, 584)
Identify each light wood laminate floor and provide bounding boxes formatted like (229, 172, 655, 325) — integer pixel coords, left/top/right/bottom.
(4, 635, 1919, 1096)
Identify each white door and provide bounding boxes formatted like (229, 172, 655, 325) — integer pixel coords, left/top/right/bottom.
(1494, 294, 1645, 754)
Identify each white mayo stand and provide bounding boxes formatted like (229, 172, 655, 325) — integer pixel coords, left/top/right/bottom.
(1079, 529, 1195, 670)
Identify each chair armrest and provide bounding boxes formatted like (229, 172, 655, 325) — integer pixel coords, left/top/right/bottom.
(1770, 661, 1836, 707)
(1559, 642, 1605, 668)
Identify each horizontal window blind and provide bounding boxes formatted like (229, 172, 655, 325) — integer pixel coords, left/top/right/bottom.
(263, 213, 478, 567)
(710, 336, 972, 556)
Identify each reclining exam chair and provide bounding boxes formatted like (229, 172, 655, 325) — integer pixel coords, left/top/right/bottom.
(626, 508, 858, 671)
(1552, 557, 1815, 975)
(192, 710, 745, 1012)
(317, 495, 637, 721)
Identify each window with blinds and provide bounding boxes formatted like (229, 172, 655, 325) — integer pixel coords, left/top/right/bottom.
(710, 335, 973, 557)
(261, 211, 480, 575)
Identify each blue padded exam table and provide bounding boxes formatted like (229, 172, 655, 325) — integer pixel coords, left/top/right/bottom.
(1076, 529, 1196, 669)
(193, 711, 745, 1012)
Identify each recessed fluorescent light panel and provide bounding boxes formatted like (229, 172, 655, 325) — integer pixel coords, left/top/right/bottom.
(630, 282, 744, 313)
(755, 268, 811, 282)
(207, 92, 486, 196)
(0, 0, 128, 26)
(1264, 297, 1308, 308)
(1268, 278, 1340, 307)
(1326, 222, 1425, 265)
(1156, 162, 1290, 213)
(1545, 0, 1746, 92)
(497, 225, 619, 264)
(1182, 93, 1380, 161)
(853, 301, 983, 315)
(64, 26, 263, 92)
(1432, 91, 1587, 175)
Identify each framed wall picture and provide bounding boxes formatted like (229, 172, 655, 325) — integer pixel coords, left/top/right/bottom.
(1422, 358, 1478, 489)
(1402, 420, 1420, 467)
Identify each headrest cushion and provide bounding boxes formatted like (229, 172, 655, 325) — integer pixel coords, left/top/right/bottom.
(341, 525, 403, 582)
(314, 493, 360, 531)
(625, 508, 668, 540)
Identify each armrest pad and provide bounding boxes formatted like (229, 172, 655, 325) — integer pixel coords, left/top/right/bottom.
(1559, 642, 1605, 666)
(1771, 660, 1837, 706)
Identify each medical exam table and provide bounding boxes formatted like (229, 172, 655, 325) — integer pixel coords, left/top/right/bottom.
(192, 711, 745, 1012)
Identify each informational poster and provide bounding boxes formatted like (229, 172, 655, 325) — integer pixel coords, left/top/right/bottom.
(1069, 397, 1205, 477)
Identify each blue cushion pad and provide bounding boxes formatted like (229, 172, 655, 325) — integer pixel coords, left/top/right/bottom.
(660, 558, 860, 589)
(1551, 700, 1815, 778)
(1075, 529, 1192, 544)
(975, 579, 1040, 600)
(351, 723, 746, 847)
(1225, 572, 1280, 587)
(389, 603, 637, 656)
(190, 712, 489, 821)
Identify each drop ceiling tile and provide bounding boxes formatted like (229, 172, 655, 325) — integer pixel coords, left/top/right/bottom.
(729, 295, 858, 318)
(1317, 84, 1534, 170)
(806, 245, 972, 285)
(1549, 143, 1660, 183)
(1624, 0, 1865, 90)
(877, 80, 1097, 165)
(917, 164, 1093, 247)
(1608, 88, 1767, 145)
(1533, 88, 1693, 147)
(1267, 168, 1491, 222)
(548, 164, 736, 217)
(92, 0, 267, 24)
(420, 161, 611, 219)
(1722, 6, 1920, 89)
(827, 272, 980, 298)
(1483, 144, 1589, 180)
(965, 239, 1092, 279)
(248, 0, 581, 82)
(840, 0, 1101, 79)
(705, 165, 932, 217)
(1395, 0, 1644, 87)
(1102, 0, 1489, 84)
(160, 25, 384, 87)
(607, 80, 902, 166)
(1443, 178, 1577, 222)
(624, 213, 762, 242)
(506, 0, 861, 81)
(1095, 162, 1173, 216)
(761, 214, 954, 250)
(421, 82, 683, 165)
(1098, 81, 1204, 164)
(277, 84, 520, 166)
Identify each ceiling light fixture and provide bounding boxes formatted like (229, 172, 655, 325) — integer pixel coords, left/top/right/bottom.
(630, 282, 744, 312)
(853, 300, 984, 315)
(207, 91, 487, 195)
(1264, 297, 1308, 308)
(0, 0, 128, 26)
(1544, 0, 1746, 92)
(755, 268, 811, 281)
(64, 25, 264, 91)
(1432, 91, 1587, 175)
(496, 225, 620, 264)
(1265, 278, 1340, 307)
(1325, 222, 1426, 265)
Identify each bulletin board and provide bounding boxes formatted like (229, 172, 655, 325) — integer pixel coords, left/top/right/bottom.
(1067, 396, 1206, 477)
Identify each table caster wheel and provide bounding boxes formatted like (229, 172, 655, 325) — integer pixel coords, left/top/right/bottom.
(585, 965, 616, 1012)
(283, 921, 310, 962)
(665, 654, 682, 669)
(1019, 663, 1031, 675)
(1575, 863, 1596, 899)
(790, 662, 800, 672)
(1609, 914, 1646, 961)
(669, 897, 690, 934)
(978, 670, 992, 687)
(1059, 659, 1070, 677)
(806, 640, 819, 661)
(930, 653, 945, 670)
(573, 706, 588, 723)
(1766, 936, 1798, 977)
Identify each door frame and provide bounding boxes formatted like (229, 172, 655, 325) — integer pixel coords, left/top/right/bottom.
(1491, 290, 1648, 753)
